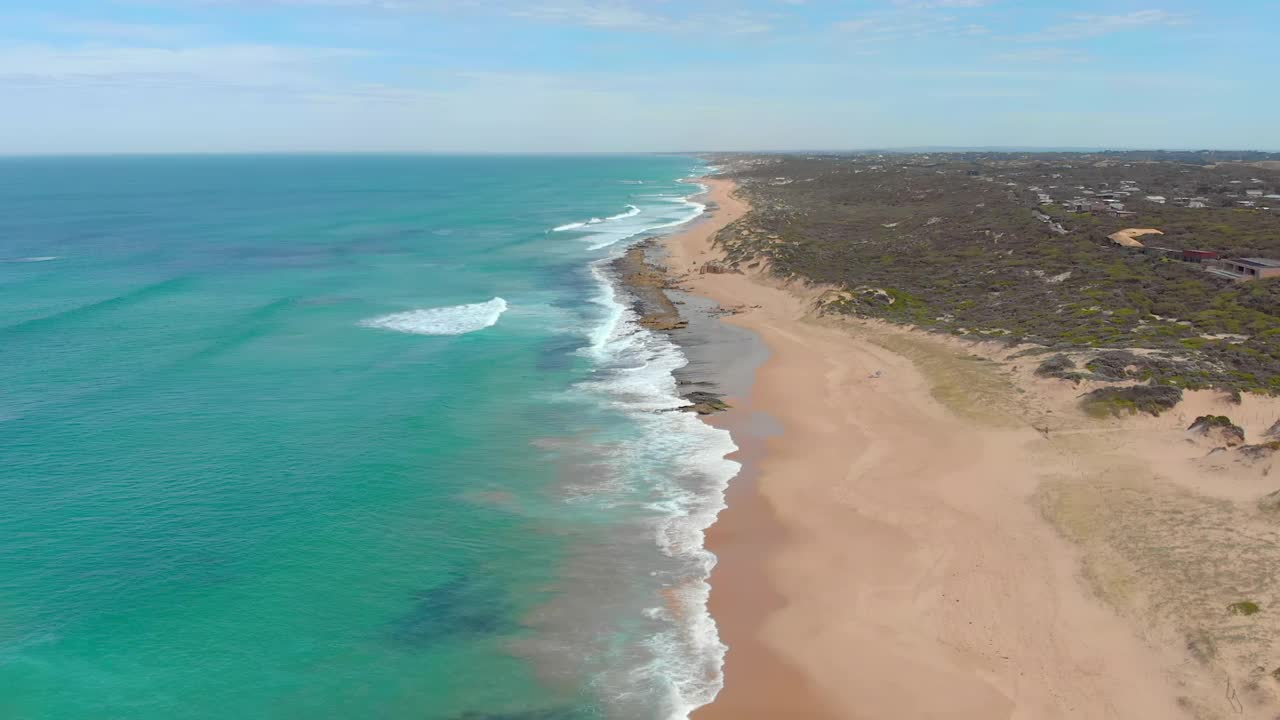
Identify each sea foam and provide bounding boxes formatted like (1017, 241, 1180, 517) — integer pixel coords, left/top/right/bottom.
(569, 218, 738, 719)
(583, 191, 706, 251)
(607, 205, 641, 221)
(360, 297, 507, 336)
(3, 256, 60, 263)
(551, 204, 640, 232)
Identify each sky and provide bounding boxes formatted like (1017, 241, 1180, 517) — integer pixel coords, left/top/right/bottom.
(1, 0, 1277, 154)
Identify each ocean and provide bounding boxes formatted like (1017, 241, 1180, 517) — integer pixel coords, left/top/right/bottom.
(0, 155, 738, 719)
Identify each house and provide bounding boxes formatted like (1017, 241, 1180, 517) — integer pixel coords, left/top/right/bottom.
(1238, 201, 1258, 208)
(1246, 189, 1265, 197)
(1145, 195, 1167, 204)
(1216, 257, 1280, 281)
(1188, 199, 1208, 208)
(1181, 249, 1219, 263)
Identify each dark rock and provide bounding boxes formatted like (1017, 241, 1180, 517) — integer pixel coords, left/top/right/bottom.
(680, 391, 730, 415)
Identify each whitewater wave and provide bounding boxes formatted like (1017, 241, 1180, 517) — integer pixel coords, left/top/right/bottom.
(567, 249, 736, 719)
(3, 256, 60, 263)
(607, 205, 641, 221)
(551, 205, 640, 232)
(360, 297, 507, 336)
(584, 191, 706, 251)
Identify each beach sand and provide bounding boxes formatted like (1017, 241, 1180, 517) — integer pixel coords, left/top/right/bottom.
(664, 178, 1280, 719)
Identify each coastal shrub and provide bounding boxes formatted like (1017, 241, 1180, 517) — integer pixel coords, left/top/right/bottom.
(1035, 354, 1078, 379)
(719, 153, 1280, 394)
(1228, 601, 1261, 616)
(1188, 415, 1246, 446)
(1085, 350, 1140, 380)
(1081, 385, 1183, 417)
(1240, 441, 1280, 461)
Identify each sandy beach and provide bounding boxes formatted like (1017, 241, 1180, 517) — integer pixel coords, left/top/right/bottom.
(662, 178, 1280, 719)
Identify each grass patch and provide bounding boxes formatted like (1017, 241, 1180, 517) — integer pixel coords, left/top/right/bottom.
(1228, 601, 1261, 616)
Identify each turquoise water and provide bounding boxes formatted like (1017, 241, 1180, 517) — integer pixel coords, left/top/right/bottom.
(0, 156, 737, 719)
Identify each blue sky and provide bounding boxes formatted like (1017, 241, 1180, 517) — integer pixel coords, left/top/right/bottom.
(2, 0, 1276, 153)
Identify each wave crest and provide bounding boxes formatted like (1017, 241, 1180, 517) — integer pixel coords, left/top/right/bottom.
(552, 204, 640, 232)
(607, 205, 641, 221)
(360, 297, 508, 336)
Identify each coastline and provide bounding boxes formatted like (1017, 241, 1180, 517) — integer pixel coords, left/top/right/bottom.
(647, 176, 1280, 719)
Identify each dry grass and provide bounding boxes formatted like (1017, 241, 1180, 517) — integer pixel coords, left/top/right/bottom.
(850, 321, 1280, 717)
(847, 321, 1028, 427)
(1038, 435, 1280, 718)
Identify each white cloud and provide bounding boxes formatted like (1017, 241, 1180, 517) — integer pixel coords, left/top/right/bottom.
(892, 0, 993, 8)
(988, 47, 1092, 64)
(1032, 9, 1187, 40)
(169, 0, 774, 33)
(0, 44, 370, 90)
(834, 12, 978, 39)
(500, 2, 775, 34)
(508, 2, 668, 30)
(45, 19, 204, 44)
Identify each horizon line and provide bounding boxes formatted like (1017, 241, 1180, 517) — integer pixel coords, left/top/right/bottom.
(2, 147, 1279, 159)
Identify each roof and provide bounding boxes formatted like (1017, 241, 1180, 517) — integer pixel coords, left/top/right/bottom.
(1234, 258, 1280, 268)
(1108, 228, 1162, 247)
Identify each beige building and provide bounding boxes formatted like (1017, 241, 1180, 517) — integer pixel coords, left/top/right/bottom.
(1218, 257, 1280, 281)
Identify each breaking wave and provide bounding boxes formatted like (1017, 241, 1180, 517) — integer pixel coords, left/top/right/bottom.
(360, 297, 508, 336)
(607, 205, 641, 221)
(552, 205, 640, 232)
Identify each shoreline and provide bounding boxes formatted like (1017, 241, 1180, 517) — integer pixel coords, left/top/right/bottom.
(646, 176, 1280, 719)
(615, 184, 833, 717)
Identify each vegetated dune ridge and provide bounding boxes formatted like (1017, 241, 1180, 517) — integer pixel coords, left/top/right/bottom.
(711, 152, 1280, 396)
(664, 178, 1280, 719)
